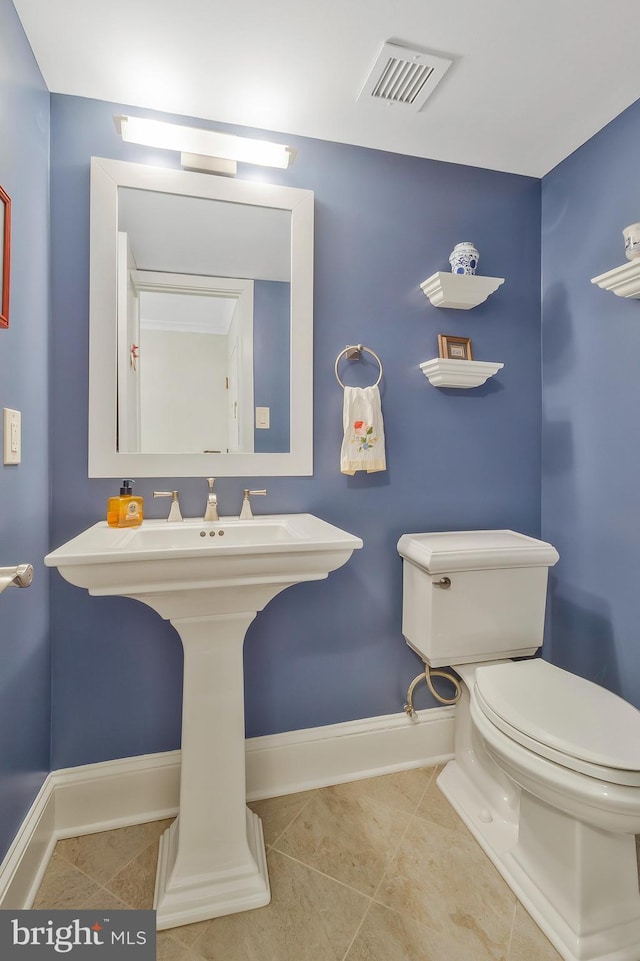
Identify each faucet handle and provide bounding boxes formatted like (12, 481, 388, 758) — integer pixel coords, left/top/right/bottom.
(207, 477, 215, 491)
(153, 489, 183, 522)
(239, 489, 267, 520)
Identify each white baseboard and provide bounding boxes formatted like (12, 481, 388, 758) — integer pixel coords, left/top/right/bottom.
(0, 778, 57, 911)
(245, 704, 455, 800)
(0, 706, 454, 910)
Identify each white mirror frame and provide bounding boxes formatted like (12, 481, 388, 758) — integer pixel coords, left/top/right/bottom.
(88, 157, 314, 477)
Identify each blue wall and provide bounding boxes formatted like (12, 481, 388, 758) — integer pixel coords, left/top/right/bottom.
(254, 280, 290, 453)
(0, 0, 51, 855)
(541, 98, 640, 707)
(48, 94, 542, 769)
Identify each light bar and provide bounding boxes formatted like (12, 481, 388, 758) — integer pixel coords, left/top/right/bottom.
(115, 115, 296, 169)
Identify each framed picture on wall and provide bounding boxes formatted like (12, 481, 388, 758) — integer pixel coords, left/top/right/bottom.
(438, 334, 473, 361)
(0, 185, 11, 329)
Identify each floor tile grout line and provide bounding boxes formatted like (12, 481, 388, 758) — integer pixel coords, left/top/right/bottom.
(35, 855, 133, 911)
(51, 826, 168, 912)
(367, 892, 463, 945)
(188, 846, 378, 961)
(339, 897, 375, 961)
(368, 789, 426, 906)
(187, 923, 214, 958)
(365, 767, 473, 930)
(504, 900, 518, 961)
(262, 769, 442, 952)
(90, 836, 160, 903)
(38, 855, 102, 903)
(54, 828, 165, 893)
(268, 846, 377, 902)
(267, 769, 435, 869)
(260, 790, 316, 850)
(366, 836, 523, 961)
(85, 878, 135, 911)
(410, 764, 437, 816)
(164, 926, 211, 961)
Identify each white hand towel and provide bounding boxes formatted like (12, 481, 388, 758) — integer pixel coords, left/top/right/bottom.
(340, 385, 387, 475)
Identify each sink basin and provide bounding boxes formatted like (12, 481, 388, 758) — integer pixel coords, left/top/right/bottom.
(44, 513, 362, 930)
(122, 517, 300, 549)
(45, 514, 362, 604)
(47, 513, 358, 557)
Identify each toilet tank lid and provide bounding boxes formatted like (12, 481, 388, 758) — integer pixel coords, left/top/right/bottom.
(396, 529, 559, 574)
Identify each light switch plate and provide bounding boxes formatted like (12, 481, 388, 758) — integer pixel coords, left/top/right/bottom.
(255, 406, 270, 429)
(3, 408, 21, 465)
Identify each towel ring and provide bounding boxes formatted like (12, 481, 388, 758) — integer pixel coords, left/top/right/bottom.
(334, 344, 383, 389)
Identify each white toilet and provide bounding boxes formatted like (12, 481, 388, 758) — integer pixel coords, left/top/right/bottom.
(397, 529, 640, 961)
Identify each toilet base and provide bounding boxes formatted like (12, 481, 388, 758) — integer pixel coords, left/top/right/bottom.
(438, 761, 640, 961)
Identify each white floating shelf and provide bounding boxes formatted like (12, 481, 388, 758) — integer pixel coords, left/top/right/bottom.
(591, 260, 640, 298)
(420, 358, 504, 388)
(420, 271, 505, 309)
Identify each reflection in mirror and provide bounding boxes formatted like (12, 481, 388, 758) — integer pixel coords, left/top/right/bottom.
(89, 158, 313, 477)
(136, 288, 245, 454)
(117, 188, 291, 455)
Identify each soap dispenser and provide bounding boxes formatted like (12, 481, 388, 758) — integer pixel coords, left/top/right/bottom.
(107, 479, 144, 528)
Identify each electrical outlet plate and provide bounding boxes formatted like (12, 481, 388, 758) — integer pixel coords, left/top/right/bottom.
(3, 408, 21, 464)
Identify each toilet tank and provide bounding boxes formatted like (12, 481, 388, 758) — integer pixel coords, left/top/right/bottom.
(397, 530, 559, 668)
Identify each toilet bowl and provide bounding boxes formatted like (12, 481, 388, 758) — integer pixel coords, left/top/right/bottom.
(397, 530, 640, 961)
(440, 659, 640, 961)
(473, 659, 640, 807)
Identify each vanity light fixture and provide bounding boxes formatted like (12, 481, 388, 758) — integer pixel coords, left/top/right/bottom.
(114, 115, 296, 176)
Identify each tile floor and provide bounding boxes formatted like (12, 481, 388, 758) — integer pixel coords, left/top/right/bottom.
(34, 765, 563, 961)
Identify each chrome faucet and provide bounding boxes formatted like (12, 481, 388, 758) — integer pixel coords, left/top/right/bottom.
(203, 477, 218, 521)
(153, 489, 183, 522)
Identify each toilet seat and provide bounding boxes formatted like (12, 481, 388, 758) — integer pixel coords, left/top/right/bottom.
(473, 659, 640, 786)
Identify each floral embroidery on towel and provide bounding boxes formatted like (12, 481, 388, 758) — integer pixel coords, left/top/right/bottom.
(352, 420, 377, 452)
(340, 385, 386, 474)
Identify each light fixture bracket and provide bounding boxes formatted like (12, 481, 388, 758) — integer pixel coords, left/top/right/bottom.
(180, 152, 237, 177)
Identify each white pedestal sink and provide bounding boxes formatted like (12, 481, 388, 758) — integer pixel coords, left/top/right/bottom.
(45, 514, 362, 929)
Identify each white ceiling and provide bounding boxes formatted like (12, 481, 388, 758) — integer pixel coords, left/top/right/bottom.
(12, 0, 640, 177)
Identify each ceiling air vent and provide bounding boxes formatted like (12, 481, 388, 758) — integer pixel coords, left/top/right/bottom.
(358, 41, 453, 111)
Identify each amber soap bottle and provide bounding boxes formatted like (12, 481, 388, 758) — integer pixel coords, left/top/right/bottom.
(107, 479, 144, 528)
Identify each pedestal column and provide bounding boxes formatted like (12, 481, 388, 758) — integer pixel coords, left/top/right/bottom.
(153, 611, 270, 930)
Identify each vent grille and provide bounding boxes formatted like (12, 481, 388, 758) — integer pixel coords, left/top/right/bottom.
(359, 42, 453, 111)
(371, 58, 434, 105)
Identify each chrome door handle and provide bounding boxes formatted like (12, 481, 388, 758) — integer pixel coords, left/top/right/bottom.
(0, 564, 33, 595)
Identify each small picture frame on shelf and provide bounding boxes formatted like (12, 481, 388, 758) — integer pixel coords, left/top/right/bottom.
(438, 334, 473, 361)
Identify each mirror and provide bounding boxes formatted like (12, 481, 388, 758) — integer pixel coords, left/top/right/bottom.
(89, 157, 313, 477)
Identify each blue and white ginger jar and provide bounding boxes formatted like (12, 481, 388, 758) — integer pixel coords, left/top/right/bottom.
(449, 242, 479, 275)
